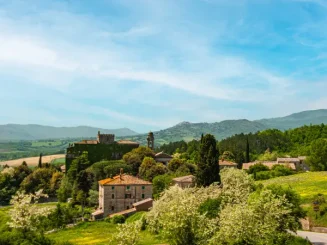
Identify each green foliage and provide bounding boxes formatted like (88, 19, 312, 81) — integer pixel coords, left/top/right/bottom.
(198, 198, 221, 219)
(20, 167, 57, 195)
(152, 174, 174, 199)
(248, 163, 269, 174)
(112, 215, 126, 224)
(139, 157, 167, 181)
(123, 146, 155, 175)
(196, 134, 220, 186)
(307, 138, 327, 170)
(57, 176, 72, 202)
(167, 158, 185, 172)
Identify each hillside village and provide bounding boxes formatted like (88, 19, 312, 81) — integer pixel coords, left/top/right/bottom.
(1, 123, 327, 244)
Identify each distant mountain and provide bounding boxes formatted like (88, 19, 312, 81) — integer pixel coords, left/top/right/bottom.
(255, 109, 327, 130)
(2, 109, 327, 143)
(123, 109, 327, 145)
(0, 124, 138, 140)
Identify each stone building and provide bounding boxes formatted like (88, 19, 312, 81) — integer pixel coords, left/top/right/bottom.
(65, 131, 139, 171)
(172, 175, 195, 188)
(155, 151, 173, 165)
(147, 131, 154, 150)
(96, 170, 153, 218)
(219, 159, 238, 170)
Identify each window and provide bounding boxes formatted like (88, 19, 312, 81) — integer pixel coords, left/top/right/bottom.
(127, 206, 129, 209)
(111, 186, 115, 190)
(126, 185, 130, 190)
(111, 206, 114, 211)
(142, 194, 145, 199)
(112, 194, 114, 199)
(142, 186, 145, 190)
(125, 194, 131, 199)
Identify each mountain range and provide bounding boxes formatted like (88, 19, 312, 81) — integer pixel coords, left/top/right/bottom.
(123, 109, 327, 145)
(1, 109, 327, 143)
(0, 124, 138, 141)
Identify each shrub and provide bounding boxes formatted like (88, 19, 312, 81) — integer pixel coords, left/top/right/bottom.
(112, 215, 126, 224)
(198, 198, 221, 219)
(255, 171, 272, 180)
(248, 163, 269, 175)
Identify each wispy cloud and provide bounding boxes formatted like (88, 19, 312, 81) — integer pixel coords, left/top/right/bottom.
(0, 0, 326, 131)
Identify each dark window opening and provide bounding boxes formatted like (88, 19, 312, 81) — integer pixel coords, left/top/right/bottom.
(142, 194, 145, 199)
(111, 206, 114, 211)
(112, 194, 115, 199)
(127, 206, 129, 209)
(125, 194, 131, 199)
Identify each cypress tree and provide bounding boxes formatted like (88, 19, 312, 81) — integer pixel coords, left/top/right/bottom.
(246, 137, 250, 163)
(196, 134, 220, 186)
(38, 153, 42, 168)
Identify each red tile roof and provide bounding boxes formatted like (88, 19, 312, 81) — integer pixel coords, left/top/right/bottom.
(133, 198, 153, 207)
(219, 160, 238, 166)
(242, 161, 296, 170)
(173, 175, 195, 183)
(117, 140, 139, 145)
(99, 174, 152, 186)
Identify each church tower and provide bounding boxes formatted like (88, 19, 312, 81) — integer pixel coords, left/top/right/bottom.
(147, 132, 154, 150)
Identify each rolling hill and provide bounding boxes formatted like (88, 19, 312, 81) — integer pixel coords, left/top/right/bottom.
(1, 109, 327, 143)
(0, 124, 138, 141)
(122, 109, 327, 145)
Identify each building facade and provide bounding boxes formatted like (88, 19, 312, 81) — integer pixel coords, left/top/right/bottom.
(172, 175, 195, 188)
(97, 171, 153, 217)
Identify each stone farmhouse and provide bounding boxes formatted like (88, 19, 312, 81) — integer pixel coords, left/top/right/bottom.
(155, 151, 173, 165)
(219, 159, 238, 170)
(242, 156, 309, 171)
(172, 175, 196, 188)
(93, 169, 153, 219)
(65, 131, 139, 171)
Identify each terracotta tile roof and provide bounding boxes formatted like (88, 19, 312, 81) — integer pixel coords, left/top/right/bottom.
(173, 175, 195, 183)
(99, 174, 152, 186)
(117, 140, 139, 145)
(155, 151, 173, 158)
(133, 198, 153, 207)
(219, 160, 238, 166)
(109, 208, 136, 218)
(242, 161, 296, 170)
(277, 158, 300, 163)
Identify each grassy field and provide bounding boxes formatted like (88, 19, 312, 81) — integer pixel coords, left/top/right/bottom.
(259, 172, 327, 203)
(0, 154, 65, 167)
(47, 221, 167, 245)
(260, 171, 327, 227)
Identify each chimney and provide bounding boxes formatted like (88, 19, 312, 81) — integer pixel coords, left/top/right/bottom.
(120, 168, 123, 179)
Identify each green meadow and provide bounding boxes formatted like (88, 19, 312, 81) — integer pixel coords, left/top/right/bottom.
(260, 171, 327, 227)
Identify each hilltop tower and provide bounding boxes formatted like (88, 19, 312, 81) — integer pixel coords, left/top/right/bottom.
(147, 131, 154, 150)
(97, 131, 115, 144)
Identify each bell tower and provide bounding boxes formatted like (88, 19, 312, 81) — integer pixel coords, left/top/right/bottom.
(147, 132, 154, 150)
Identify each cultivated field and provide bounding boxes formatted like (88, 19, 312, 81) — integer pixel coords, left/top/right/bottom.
(0, 154, 65, 167)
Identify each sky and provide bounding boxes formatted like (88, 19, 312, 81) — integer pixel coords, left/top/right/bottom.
(0, 0, 326, 133)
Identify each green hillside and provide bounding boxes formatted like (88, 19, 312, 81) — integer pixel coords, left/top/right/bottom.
(0, 124, 138, 141)
(123, 109, 327, 145)
(260, 172, 327, 227)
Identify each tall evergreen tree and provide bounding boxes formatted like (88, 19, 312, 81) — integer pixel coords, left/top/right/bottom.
(196, 134, 220, 186)
(246, 138, 250, 163)
(38, 153, 42, 168)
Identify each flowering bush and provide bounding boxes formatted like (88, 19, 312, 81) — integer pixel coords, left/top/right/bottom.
(7, 189, 52, 232)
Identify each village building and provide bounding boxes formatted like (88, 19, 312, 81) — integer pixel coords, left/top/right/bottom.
(219, 159, 238, 170)
(65, 131, 139, 171)
(172, 175, 196, 188)
(93, 169, 153, 219)
(242, 161, 296, 171)
(155, 151, 173, 165)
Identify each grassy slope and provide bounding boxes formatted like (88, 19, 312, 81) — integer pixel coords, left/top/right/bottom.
(47, 221, 167, 245)
(260, 172, 327, 227)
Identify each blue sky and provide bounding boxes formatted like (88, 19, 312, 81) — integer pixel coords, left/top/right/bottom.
(0, 0, 326, 133)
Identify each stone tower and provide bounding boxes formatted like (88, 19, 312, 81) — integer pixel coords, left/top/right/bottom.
(147, 132, 154, 150)
(97, 131, 115, 144)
